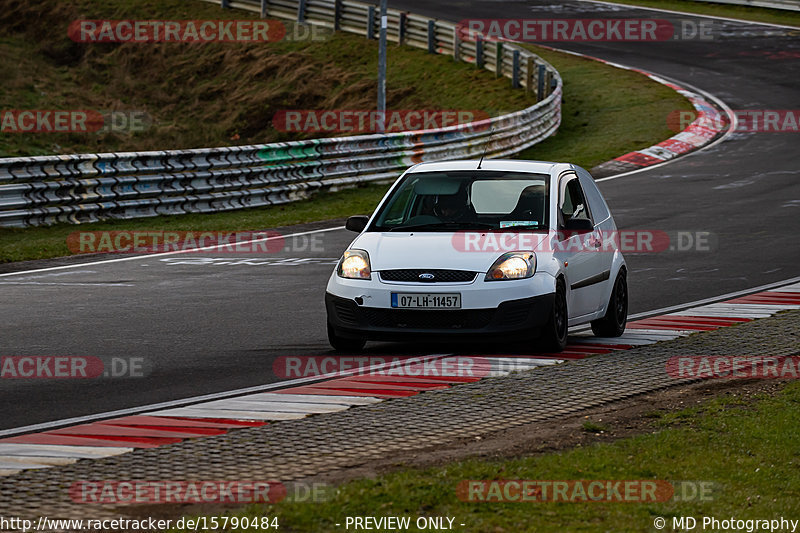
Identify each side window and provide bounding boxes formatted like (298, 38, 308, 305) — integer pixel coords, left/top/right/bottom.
(577, 169, 610, 222)
(559, 176, 592, 223)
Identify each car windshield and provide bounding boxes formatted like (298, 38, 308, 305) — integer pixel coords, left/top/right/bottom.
(370, 171, 550, 232)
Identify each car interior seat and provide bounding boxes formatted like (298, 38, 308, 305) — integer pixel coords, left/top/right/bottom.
(509, 185, 545, 222)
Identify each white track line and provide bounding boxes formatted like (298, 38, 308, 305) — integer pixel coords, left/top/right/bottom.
(255, 393, 381, 405)
(529, 44, 736, 182)
(0, 444, 133, 458)
(145, 409, 307, 421)
(596, 77, 737, 182)
(671, 309, 773, 318)
(0, 456, 78, 467)
(0, 461, 50, 470)
(571, 336, 656, 345)
(0, 354, 448, 438)
(0, 226, 345, 278)
(569, 276, 800, 336)
(578, 0, 800, 29)
(4, 279, 798, 437)
(625, 276, 800, 322)
(5, 273, 799, 473)
(170, 399, 349, 414)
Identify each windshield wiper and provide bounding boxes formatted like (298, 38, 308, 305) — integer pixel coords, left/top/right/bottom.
(387, 222, 496, 232)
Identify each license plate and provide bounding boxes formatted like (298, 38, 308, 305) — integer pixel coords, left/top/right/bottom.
(391, 293, 461, 309)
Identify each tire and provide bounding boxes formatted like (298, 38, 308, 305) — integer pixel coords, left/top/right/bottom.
(327, 322, 366, 352)
(540, 280, 568, 352)
(591, 271, 628, 337)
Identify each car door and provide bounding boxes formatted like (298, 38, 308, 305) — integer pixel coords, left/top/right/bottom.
(576, 167, 617, 313)
(554, 172, 609, 319)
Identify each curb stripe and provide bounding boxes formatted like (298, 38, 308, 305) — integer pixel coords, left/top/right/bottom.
(534, 44, 733, 180)
(2, 280, 799, 476)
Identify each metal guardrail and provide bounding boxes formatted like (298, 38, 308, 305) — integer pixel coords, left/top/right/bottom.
(689, 0, 800, 11)
(0, 0, 562, 227)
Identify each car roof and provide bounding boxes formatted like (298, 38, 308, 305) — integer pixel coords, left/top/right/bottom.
(405, 159, 575, 176)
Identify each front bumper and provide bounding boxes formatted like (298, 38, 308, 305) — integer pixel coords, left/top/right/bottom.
(326, 292, 555, 341)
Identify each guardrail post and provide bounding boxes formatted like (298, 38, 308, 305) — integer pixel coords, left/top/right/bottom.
(525, 57, 534, 94)
(495, 42, 503, 78)
(221, 0, 231, 8)
(367, 5, 375, 39)
(537, 64, 546, 102)
(399, 13, 407, 45)
(427, 20, 435, 53)
(334, 0, 342, 30)
(512, 49, 520, 88)
(453, 26, 460, 61)
(476, 35, 483, 68)
(260, 0, 268, 18)
(545, 69, 554, 97)
(297, 0, 307, 23)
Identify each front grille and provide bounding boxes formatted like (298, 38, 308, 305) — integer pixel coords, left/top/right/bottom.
(379, 269, 477, 283)
(362, 308, 494, 330)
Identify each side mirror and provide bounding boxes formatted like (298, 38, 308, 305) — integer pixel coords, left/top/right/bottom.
(561, 218, 594, 232)
(345, 215, 369, 232)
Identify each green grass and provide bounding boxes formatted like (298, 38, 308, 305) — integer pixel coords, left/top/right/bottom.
(581, 420, 609, 433)
(174, 382, 800, 532)
(0, 0, 531, 157)
(519, 45, 694, 168)
(0, 183, 388, 262)
(589, 0, 800, 27)
(0, 0, 693, 264)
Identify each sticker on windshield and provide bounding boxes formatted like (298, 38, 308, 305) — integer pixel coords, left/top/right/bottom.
(500, 221, 538, 228)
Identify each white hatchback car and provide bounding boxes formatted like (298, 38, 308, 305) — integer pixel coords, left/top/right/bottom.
(325, 160, 628, 352)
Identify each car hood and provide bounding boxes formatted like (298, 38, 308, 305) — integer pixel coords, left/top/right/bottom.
(352, 231, 549, 272)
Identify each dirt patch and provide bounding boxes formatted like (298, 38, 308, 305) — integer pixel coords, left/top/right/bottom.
(311, 378, 791, 484)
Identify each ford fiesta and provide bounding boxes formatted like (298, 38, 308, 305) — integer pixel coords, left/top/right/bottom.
(325, 160, 628, 352)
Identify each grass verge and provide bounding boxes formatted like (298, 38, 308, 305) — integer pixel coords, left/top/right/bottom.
(0, 183, 387, 263)
(175, 382, 800, 532)
(0, 0, 531, 157)
(517, 44, 692, 167)
(0, 40, 692, 263)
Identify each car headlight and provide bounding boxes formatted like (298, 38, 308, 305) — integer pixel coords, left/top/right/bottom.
(485, 252, 536, 281)
(337, 249, 371, 279)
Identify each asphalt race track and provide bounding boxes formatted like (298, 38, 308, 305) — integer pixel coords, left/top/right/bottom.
(1, 1, 798, 431)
